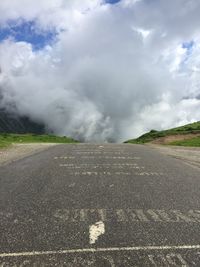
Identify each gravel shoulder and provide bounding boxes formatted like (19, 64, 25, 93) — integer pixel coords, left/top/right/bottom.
(147, 144, 200, 169)
(0, 143, 59, 166)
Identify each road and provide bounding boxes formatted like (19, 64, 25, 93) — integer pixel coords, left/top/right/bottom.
(0, 143, 200, 266)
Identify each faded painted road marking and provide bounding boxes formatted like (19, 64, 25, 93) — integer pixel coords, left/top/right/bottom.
(1, 245, 200, 258)
(53, 209, 200, 223)
(0, 252, 195, 266)
(136, 172, 164, 176)
(59, 163, 139, 166)
(59, 164, 145, 169)
(71, 171, 162, 176)
(81, 156, 141, 159)
(54, 156, 141, 160)
(64, 163, 138, 165)
(72, 171, 133, 176)
(89, 221, 105, 244)
(54, 156, 75, 160)
(68, 183, 76, 188)
(148, 253, 188, 266)
(75, 152, 133, 155)
(3, 209, 198, 224)
(54, 156, 140, 160)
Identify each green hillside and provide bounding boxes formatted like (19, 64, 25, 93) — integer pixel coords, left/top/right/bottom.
(0, 109, 79, 148)
(124, 121, 200, 146)
(0, 133, 78, 148)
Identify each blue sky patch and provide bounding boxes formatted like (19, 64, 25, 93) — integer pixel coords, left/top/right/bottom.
(182, 40, 194, 51)
(0, 20, 57, 50)
(105, 0, 121, 4)
(181, 40, 194, 68)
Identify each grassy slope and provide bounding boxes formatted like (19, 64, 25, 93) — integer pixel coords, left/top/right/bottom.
(0, 133, 78, 148)
(169, 136, 200, 147)
(124, 121, 200, 146)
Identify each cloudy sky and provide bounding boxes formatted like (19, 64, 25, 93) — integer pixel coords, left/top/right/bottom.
(0, 0, 200, 142)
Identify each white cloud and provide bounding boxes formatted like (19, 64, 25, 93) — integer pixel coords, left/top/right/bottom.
(0, 0, 102, 30)
(0, 0, 200, 142)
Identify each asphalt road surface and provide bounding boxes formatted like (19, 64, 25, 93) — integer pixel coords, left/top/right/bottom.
(0, 144, 200, 267)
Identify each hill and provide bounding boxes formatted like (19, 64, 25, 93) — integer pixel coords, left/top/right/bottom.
(124, 121, 200, 147)
(0, 109, 45, 134)
(0, 110, 78, 148)
(0, 133, 78, 148)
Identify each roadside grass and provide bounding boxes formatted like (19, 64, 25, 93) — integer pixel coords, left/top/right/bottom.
(0, 141, 10, 149)
(124, 121, 200, 146)
(0, 133, 78, 148)
(168, 136, 200, 147)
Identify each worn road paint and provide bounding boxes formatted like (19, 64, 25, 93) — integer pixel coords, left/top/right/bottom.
(89, 221, 105, 245)
(72, 171, 160, 176)
(58, 163, 139, 166)
(72, 172, 133, 176)
(81, 156, 141, 159)
(68, 183, 75, 188)
(53, 209, 200, 223)
(59, 164, 145, 169)
(54, 156, 75, 160)
(54, 156, 140, 160)
(75, 152, 130, 155)
(1, 245, 200, 258)
(136, 172, 164, 176)
(148, 253, 188, 266)
(0, 252, 196, 266)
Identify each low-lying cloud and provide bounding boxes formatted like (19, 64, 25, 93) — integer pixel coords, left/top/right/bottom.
(0, 0, 200, 142)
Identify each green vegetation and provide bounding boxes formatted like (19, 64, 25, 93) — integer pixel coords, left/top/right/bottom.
(168, 136, 200, 147)
(124, 121, 200, 146)
(0, 133, 78, 148)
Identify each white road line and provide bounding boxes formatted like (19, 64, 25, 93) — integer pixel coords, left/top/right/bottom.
(1, 245, 200, 258)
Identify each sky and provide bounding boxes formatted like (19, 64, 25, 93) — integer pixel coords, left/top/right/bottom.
(0, 0, 200, 142)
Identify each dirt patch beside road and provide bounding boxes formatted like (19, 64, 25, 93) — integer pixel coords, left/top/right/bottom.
(0, 143, 58, 166)
(151, 133, 200, 145)
(148, 144, 200, 169)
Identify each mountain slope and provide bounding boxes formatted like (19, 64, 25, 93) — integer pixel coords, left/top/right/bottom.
(0, 110, 79, 148)
(125, 121, 200, 146)
(0, 109, 45, 134)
